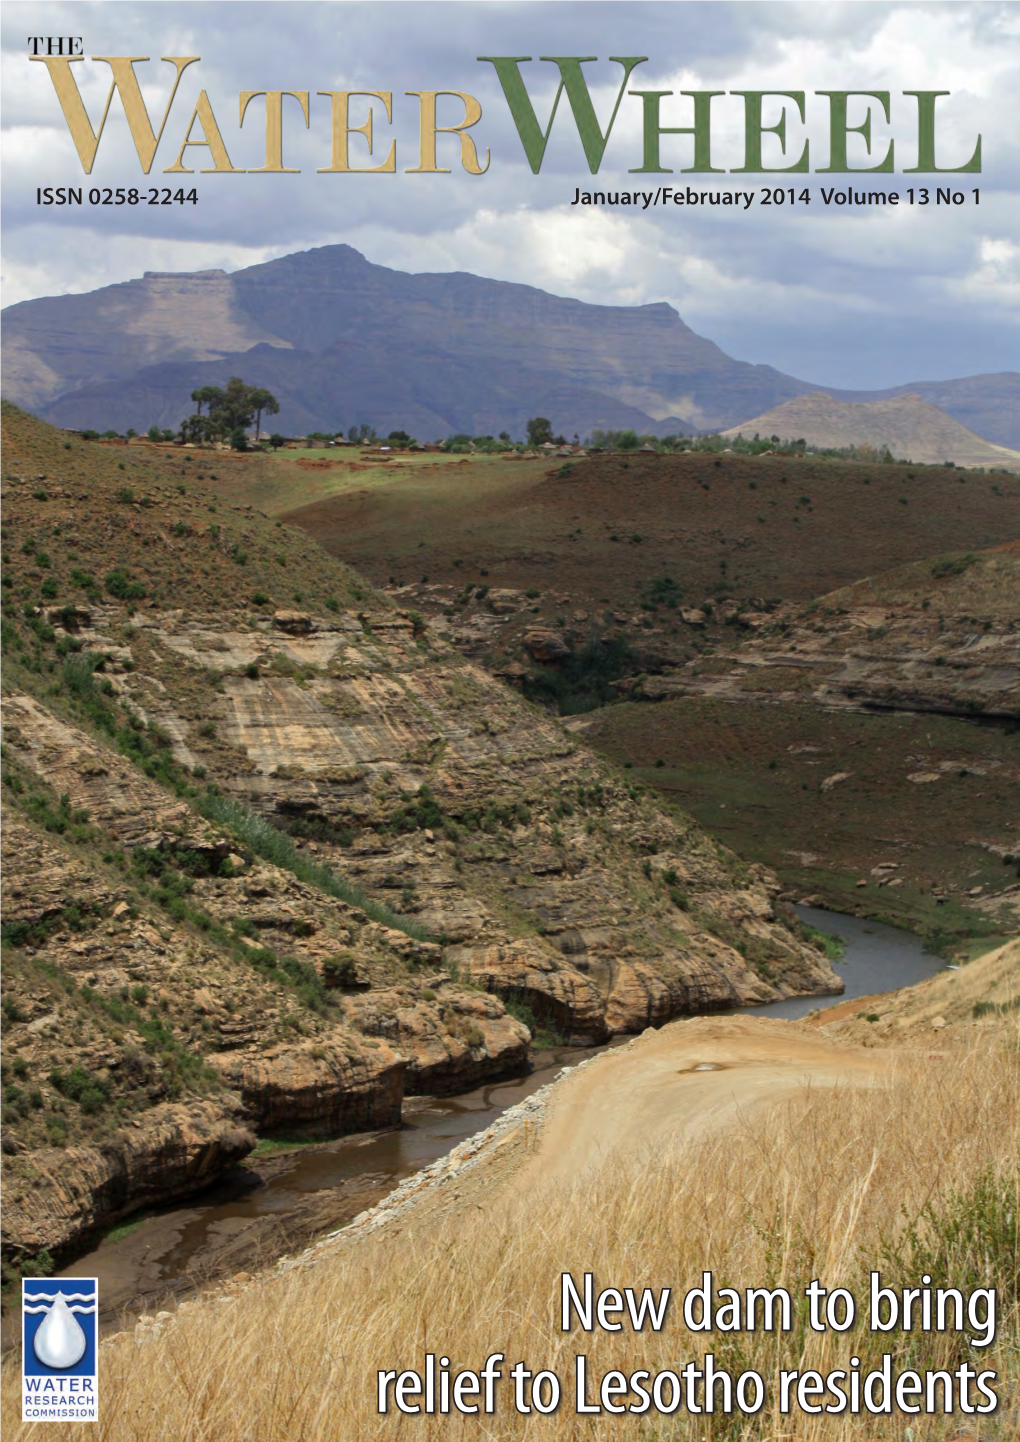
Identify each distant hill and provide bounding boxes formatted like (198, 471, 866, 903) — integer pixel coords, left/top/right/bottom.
(723, 392, 1020, 470)
(3, 244, 1018, 445)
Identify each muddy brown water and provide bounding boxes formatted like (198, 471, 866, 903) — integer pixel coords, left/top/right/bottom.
(53, 1042, 618, 1331)
(48, 907, 941, 1333)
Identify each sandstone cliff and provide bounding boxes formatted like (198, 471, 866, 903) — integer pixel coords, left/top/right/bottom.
(1, 403, 839, 1268)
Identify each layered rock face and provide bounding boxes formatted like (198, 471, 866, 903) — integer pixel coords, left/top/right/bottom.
(2, 1104, 254, 1261)
(633, 550, 1020, 720)
(117, 606, 839, 1025)
(207, 1044, 405, 1131)
(1, 411, 839, 1266)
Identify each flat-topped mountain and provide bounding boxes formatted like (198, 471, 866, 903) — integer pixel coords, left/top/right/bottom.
(723, 392, 1020, 470)
(3, 244, 1018, 446)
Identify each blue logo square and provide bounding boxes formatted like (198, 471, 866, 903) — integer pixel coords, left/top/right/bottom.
(22, 1277, 99, 1422)
(23, 1278, 98, 1376)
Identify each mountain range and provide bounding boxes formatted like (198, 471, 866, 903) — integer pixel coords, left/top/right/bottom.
(2, 243, 1017, 446)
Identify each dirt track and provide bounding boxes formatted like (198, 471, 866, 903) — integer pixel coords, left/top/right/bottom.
(528, 1014, 892, 1184)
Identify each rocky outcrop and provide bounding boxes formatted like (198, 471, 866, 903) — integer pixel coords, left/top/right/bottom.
(273, 609, 314, 635)
(523, 628, 571, 662)
(448, 940, 609, 1044)
(2, 1102, 254, 1261)
(344, 983, 530, 1094)
(634, 551, 1020, 720)
(1, 690, 222, 851)
(207, 1040, 405, 1133)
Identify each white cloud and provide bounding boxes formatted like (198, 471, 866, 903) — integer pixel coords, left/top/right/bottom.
(0, 225, 294, 306)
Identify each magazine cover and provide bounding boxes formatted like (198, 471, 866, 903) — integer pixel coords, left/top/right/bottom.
(1, 2, 1018, 1435)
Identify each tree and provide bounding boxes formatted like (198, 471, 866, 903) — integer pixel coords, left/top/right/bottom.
(181, 378, 279, 446)
(387, 430, 412, 447)
(147, 424, 161, 442)
(191, 385, 223, 417)
(179, 414, 215, 444)
(209, 377, 256, 436)
(526, 417, 554, 447)
(249, 387, 279, 439)
(268, 433, 286, 450)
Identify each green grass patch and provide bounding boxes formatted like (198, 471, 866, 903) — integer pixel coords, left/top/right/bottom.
(100, 1211, 158, 1246)
(799, 921, 846, 962)
(197, 793, 434, 943)
(251, 1135, 318, 1157)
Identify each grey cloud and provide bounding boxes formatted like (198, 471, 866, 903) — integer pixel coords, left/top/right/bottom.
(2, 1, 1016, 389)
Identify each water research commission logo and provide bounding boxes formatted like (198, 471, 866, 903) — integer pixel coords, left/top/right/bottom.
(22, 1278, 99, 1422)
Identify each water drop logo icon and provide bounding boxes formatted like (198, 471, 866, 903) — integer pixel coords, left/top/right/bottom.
(22, 1278, 99, 1422)
(32, 1294, 87, 1369)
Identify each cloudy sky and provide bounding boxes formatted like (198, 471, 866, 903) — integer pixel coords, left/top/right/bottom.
(2, 0, 1017, 388)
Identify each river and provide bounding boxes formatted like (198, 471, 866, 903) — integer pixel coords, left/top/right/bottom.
(57, 907, 944, 1328)
(743, 906, 947, 1019)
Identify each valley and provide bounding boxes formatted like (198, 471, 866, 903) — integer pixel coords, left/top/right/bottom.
(277, 443, 1020, 950)
(1, 405, 1016, 1435)
(1, 405, 839, 1291)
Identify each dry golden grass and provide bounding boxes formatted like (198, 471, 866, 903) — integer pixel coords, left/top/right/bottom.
(5, 1031, 1017, 1441)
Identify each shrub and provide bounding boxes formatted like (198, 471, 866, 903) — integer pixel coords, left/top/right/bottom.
(521, 633, 635, 716)
(322, 954, 360, 987)
(105, 567, 146, 601)
(931, 553, 979, 580)
(644, 576, 682, 609)
(49, 1063, 110, 1110)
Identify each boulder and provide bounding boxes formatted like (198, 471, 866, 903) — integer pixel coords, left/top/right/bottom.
(272, 610, 314, 635)
(523, 628, 571, 662)
(207, 1037, 405, 1133)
